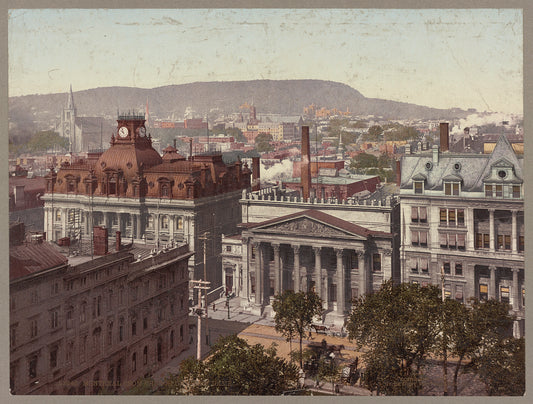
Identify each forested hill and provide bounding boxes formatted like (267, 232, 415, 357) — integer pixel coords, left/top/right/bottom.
(9, 79, 472, 130)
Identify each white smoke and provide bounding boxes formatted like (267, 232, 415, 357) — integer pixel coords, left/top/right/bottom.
(450, 112, 522, 135)
(260, 159, 294, 182)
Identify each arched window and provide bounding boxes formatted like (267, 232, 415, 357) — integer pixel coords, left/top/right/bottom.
(132, 352, 137, 373)
(143, 346, 148, 365)
(176, 217, 183, 230)
(161, 215, 169, 230)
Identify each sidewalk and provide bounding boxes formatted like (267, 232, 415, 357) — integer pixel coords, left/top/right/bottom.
(152, 295, 372, 395)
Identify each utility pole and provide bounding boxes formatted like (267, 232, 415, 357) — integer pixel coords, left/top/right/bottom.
(199, 232, 210, 345)
(441, 265, 448, 396)
(191, 280, 210, 360)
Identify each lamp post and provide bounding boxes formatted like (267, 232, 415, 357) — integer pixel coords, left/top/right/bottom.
(226, 295, 231, 319)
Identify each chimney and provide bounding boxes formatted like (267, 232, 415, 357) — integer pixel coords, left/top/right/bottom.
(432, 145, 440, 164)
(301, 126, 312, 200)
(396, 160, 401, 186)
(116, 231, 121, 252)
(440, 122, 449, 152)
(251, 156, 260, 191)
(93, 226, 108, 255)
(173, 138, 177, 148)
(189, 138, 193, 160)
(14, 185, 25, 207)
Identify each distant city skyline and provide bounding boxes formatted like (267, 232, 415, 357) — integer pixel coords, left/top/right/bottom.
(8, 8, 523, 114)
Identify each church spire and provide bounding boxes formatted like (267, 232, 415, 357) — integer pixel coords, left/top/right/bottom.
(67, 84, 75, 110)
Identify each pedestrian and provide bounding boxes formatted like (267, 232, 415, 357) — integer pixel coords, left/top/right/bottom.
(212, 303, 216, 312)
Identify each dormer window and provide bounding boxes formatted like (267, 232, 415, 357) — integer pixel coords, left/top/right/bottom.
(414, 181, 423, 194)
(513, 185, 521, 198)
(444, 182, 459, 196)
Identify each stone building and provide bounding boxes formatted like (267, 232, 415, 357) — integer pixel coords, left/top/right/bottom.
(221, 127, 400, 325)
(399, 123, 525, 336)
(9, 223, 193, 395)
(43, 112, 251, 290)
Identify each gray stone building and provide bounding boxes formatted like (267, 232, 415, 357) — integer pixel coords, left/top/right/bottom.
(399, 124, 524, 336)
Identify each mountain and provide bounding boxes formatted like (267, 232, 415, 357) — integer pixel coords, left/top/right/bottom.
(9, 79, 472, 131)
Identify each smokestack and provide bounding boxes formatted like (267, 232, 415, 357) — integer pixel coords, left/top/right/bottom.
(252, 156, 260, 191)
(301, 126, 312, 200)
(189, 139, 193, 160)
(440, 122, 449, 152)
(174, 138, 177, 148)
(116, 231, 121, 252)
(93, 226, 108, 256)
(396, 160, 401, 187)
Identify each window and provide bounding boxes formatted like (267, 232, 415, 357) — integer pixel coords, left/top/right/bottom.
(444, 182, 459, 195)
(519, 236, 524, 252)
(132, 353, 137, 373)
(372, 254, 381, 271)
(119, 318, 124, 342)
(51, 282, 59, 295)
(107, 323, 113, 345)
(30, 318, 38, 338)
(457, 209, 465, 225)
(500, 286, 510, 304)
(143, 317, 148, 330)
(455, 263, 463, 276)
(176, 217, 183, 230)
(143, 346, 148, 365)
(330, 284, 337, 301)
(80, 302, 87, 323)
(55, 210, 61, 222)
(170, 330, 174, 349)
(161, 185, 169, 197)
(455, 285, 464, 303)
(50, 309, 59, 329)
(161, 216, 169, 230)
(131, 320, 137, 336)
(226, 245, 232, 252)
(97, 296, 102, 317)
(513, 185, 521, 198)
(50, 346, 58, 369)
(147, 215, 154, 229)
(495, 185, 503, 197)
(440, 233, 464, 250)
(29, 356, 38, 379)
(485, 185, 493, 197)
(411, 207, 427, 223)
(414, 181, 423, 194)
(479, 284, 488, 301)
(180, 325, 184, 342)
(497, 234, 511, 250)
(476, 233, 490, 249)
(443, 262, 451, 275)
(411, 230, 428, 247)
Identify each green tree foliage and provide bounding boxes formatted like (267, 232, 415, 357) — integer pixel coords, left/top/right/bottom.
(346, 281, 442, 395)
(361, 125, 383, 142)
(27, 130, 69, 153)
(384, 126, 420, 142)
(473, 337, 525, 396)
(225, 127, 246, 143)
(164, 335, 299, 395)
(349, 152, 378, 170)
(255, 132, 274, 153)
(272, 290, 324, 368)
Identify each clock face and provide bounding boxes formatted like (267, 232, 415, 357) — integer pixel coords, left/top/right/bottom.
(138, 127, 146, 136)
(118, 126, 129, 138)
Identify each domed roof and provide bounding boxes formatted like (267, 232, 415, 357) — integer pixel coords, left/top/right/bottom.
(95, 137, 162, 180)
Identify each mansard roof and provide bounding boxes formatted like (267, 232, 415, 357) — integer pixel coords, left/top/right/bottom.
(10, 242, 68, 281)
(401, 135, 523, 192)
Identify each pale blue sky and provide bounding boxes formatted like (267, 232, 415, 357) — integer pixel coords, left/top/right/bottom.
(8, 8, 523, 114)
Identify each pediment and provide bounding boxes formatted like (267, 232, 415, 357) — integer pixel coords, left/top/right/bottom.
(254, 216, 367, 239)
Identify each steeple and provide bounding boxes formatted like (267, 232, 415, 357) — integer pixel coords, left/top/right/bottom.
(67, 84, 75, 110)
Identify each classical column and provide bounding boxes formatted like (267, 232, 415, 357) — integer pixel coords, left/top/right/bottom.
(241, 236, 250, 301)
(272, 244, 281, 295)
(61, 208, 67, 238)
(104, 211, 111, 230)
(464, 264, 476, 302)
(253, 242, 262, 305)
(466, 208, 475, 251)
(512, 268, 520, 311)
(155, 214, 160, 243)
(489, 209, 495, 252)
(489, 265, 497, 300)
(511, 210, 518, 253)
(117, 213, 122, 234)
(136, 214, 141, 239)
(293, 245, 301, 292)
(169, 216, 175, 240)
(335, 248, 345, 315)
(358, 251, 366, 297)
(313, 247, 322, 299)
(261, 244, 270, 305)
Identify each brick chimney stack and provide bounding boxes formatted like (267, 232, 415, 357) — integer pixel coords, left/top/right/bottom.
(440, 122, 449, 152)
(93, 226, 108, 255)
(115, 231, 121, 252)
(252, 156, 260, 191)
(301, 126, 312, 200)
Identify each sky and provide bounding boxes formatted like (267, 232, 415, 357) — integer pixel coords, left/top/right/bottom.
(8, 8, 523, 114)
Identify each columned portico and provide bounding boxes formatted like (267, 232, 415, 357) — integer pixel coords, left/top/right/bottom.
(239, 209, 394, 325)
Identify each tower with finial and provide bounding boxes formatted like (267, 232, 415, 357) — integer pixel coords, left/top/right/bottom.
(61, 84, 78, 152)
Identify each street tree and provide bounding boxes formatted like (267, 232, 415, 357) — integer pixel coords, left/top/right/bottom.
(272, 290, 324, 368)
(362, 125, 383, 141)
(163, 335, 299, 395)
(255, 133, 273, 153)
(346, 281, 441, 395)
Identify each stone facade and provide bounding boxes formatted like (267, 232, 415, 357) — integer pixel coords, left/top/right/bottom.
(400, 135, 525, 336)
(222, 184, 400, 325)
(10, 238, 193, 395)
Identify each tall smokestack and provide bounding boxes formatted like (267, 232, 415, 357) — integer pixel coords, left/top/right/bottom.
(301, 126, 312, 200)
(252, 156, 260, 191)
(440, 122, 449, 152)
